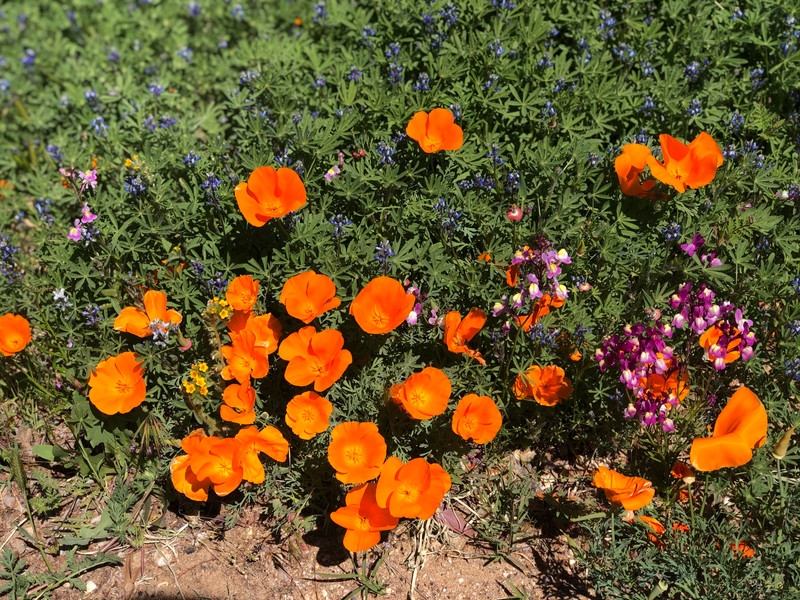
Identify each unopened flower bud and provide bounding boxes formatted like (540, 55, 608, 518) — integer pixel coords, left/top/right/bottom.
(772, 426, 795, 460)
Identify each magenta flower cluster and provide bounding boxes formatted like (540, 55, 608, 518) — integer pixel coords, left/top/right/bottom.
(669, 281, 756, 368)
(594, 318, 683, 431)
(595, 281, 757, 431)
(492, 237, 571, 322)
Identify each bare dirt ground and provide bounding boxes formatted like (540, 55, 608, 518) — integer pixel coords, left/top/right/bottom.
(0, 470, 595, 600)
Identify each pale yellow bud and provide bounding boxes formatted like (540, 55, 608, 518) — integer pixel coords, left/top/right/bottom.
(772, 426, 795, 460)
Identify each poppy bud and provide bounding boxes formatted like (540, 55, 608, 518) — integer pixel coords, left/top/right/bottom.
(772, 426, 795, 460)
(507, 205, 523, 221)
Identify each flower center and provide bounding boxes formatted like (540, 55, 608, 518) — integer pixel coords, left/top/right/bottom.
(666, 164, 685, 181)
(301, 408, 316, 423)
(310, 359, 328, 378)
(408, 390, 426, 408)
(462, 416, 477, 433)
(344, 445, 364, 465)
(371, 307, 388, 327)
(396, 483, 421, 503)
(116, 379, 132, 395)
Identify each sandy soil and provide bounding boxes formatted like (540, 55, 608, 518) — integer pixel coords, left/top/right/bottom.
(0, 470, 595, 600)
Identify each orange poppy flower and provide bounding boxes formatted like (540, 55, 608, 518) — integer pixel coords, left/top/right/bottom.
(279, 327, 352, 392)
(645, 132, 724, 193)
(285, 391, 333, 439)
(330, 482, 399, 553)
(405, 108, 463, 153)
(190, 437, 244, 497)
(170, 429, 217, 501)
(390, 367, 452, 420)
(670, 462, 695, 483)
(513, 365, 573, 406)
(220, 382, 257, 424)
(699, 325, 741, 364)
(226, 275, 259, 312)
(643, 368, 690, 403)
(171, 429, 214, 501)
(241, 313, 283, 355)
(592, 466, 654, 511)
(639, 515, 665, 535)
(234, 166, 307, 227)
(0, 314, 31, 357)
(221, 330, 270, 383)
(730, 542, 755, 558)
(88, 352, 147, 415)
(614, 144, 657, 197)
(673, 522, 690, 534)
(638, 515, 666, 548)
(233, 426, 289, 484)
(114, 290, 183, 338)
(444, 308, 487, 365)
(506, 264, 520, 287)
(170, 454, 213, 501)
(226, 309, 251, 332)
(451, 394, 502, 444)
(375, 457, 452, 519)
(327, 422, 387, 484)
(279, 270, 341, 324)
(689, 386, 768, 471)
(513, 294, 564, 332)
(350, 277, 416, 335)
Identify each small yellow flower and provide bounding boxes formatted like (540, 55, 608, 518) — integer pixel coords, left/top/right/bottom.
(212, 297, 219, 303)
(209, 308, 217, 314)
(199, 387, 208, 396)
(198, 362, 209, 373)
(195, 377, 206, 388)
(182, 379, 190, 389)
(172, 245, 181, 252)
(185, 383, 197, 394)
(190, 370, 199, 379)
(219, 299, 229, 307)
(219, 309, 230, 319)
(124, 159, 132, 167)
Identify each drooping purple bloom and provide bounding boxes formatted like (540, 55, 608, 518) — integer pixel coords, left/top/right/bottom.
(680, 233, 704, 256)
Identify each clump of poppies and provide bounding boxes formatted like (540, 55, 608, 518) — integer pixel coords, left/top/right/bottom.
(614, 131, 724, 196)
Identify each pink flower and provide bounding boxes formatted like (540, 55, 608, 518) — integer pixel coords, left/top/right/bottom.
(506, 205, 523, 221)
(324, 165, 341, 183)
(680, 233, 704, 257)
(67, 219, 82, 241)
(80, 203, 98, 224)
(79, 169, 98, 190)
(406, 302, 423, 325)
